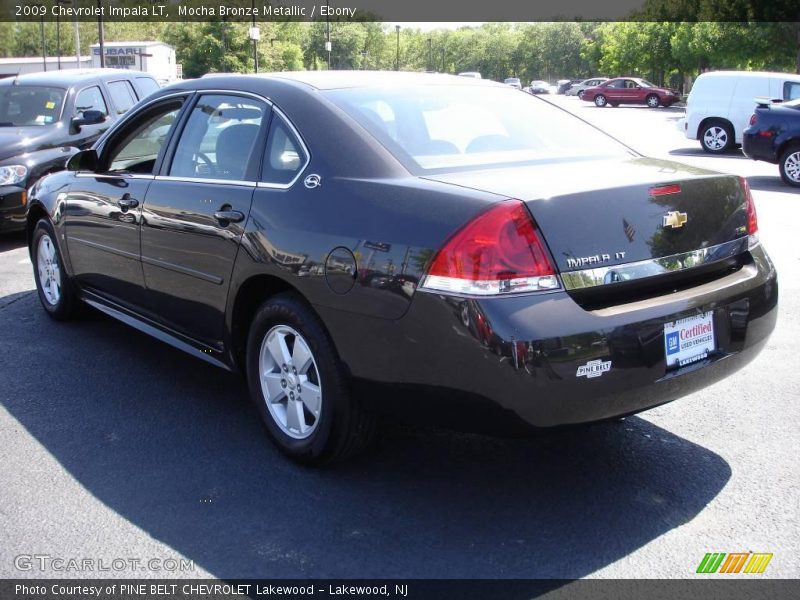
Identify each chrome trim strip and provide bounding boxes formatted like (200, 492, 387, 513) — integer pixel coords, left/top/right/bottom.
(75, 173, 155, 180)
(141, 255, 224, 285)
(153, 175, 257, 188)
(561, 237, 748, 291)
(256, 106, 311, 191)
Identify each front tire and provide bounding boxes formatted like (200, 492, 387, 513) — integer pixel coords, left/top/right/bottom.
(246, 293, 375, 465)
(701, 121, 734, 154)
(594, 94, 607, 107)
(646, 94, 660, 108)
(779, 145, 800, 187)
(31, 220, 78, 320)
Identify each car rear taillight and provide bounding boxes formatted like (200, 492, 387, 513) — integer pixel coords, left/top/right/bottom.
(421, 200, 559, 296)
(749, 113, 757, 126)
(740, 177, 759, 249)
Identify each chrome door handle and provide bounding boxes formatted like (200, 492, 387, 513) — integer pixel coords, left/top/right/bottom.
(118, 194, 139, 210)
(214, 210, 245, 224)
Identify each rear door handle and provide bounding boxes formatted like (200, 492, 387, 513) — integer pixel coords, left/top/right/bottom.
(214, 209, 245, 224)
(118, 194, 139, 210)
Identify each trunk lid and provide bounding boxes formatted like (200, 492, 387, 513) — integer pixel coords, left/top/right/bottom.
(423, 157, 749, 274)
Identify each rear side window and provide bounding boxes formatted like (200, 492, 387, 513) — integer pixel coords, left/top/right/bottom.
(169, 94, 267, 181)
(74, 86, 108, 117)
(135, 77, 160, 98)
(107, 80, 138, 114)
(784, 81, 800, 101)
(261, 114, 308, 186)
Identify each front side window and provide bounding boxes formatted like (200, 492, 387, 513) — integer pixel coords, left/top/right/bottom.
(0, 85, 64, 126)
(106, 101, 183, 173)
(326, 85, 631, 173)
(75, 86, 108, 118)
(169, 94, 267, 181)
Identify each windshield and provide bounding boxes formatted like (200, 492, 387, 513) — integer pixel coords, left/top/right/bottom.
(0, 85, 65, 126)
(638, 80, 657, 88)
(325, 84, 631, 172)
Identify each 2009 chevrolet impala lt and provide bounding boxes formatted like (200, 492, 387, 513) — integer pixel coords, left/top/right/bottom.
(27, 72, 778, 464)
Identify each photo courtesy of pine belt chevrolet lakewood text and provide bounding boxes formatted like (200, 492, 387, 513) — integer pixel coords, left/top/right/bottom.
(26, 72, 778, 464)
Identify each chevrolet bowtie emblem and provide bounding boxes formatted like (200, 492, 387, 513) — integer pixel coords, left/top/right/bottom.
(663, 211, 688, 229)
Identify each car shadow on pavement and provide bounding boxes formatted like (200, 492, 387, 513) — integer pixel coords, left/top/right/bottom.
(745, 175, 793, 193)
(0, 230, 27, 253)
(1, 294, 732, 580)
(668, 148, 748, 160)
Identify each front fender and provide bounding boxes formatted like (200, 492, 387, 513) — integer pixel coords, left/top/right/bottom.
(26, 170, 75, 275)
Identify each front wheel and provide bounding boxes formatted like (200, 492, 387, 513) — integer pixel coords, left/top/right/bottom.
(31, 220, 78, 320)
(779, 146, 800, 187)
(646, 94, 660, 108)
(246, 293, 375, 465)
(594, 94, 607, 107)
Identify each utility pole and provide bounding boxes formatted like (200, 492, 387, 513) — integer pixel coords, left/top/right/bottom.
(74, 5, 81, 70)
(427, 38, 432, 72)
(97, 0, 105, 67)
(395, 26, 400, 71)
(325, 3, 331, 69)
(39, 12, 46, 71)
(250, 0, 258, 73)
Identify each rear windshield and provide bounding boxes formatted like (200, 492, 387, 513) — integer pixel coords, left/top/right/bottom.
(0, 85, 65, 126)
(325, 84, 631, 172)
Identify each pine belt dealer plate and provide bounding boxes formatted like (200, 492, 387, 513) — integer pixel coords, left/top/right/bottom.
(664, 311, 716, 368)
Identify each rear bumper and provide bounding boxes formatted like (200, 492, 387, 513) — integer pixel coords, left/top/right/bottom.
(742, 133, 778, 163)
(319, 245, 777, 432)
(0, 185, 27, 232)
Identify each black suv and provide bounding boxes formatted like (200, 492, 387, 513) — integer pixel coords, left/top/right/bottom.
(0, 68, 159, 232)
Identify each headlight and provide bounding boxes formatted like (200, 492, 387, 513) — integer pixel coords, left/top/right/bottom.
(0, 165, 28, 186)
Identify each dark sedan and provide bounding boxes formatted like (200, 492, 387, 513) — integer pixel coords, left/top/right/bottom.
(582, 77, 680, 108)
(743, 98, 800, 187)
(0, 69, 159, 233)
(26, 72, 777, 465)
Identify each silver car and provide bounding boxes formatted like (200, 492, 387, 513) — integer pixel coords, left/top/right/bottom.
(565, 77, 609, 97)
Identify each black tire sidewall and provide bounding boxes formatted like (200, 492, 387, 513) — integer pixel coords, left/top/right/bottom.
(31, 220, 75, 319)
(246, 295, 348, 463)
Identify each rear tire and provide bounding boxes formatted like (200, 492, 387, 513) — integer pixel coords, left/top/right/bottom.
(700, 120, 734, 154)
(594, 95, 607, 107)
(778, 145, 800, 187)
(31, 219, 78, 320)
(246, 293, 375, 465)
(645, 94, 660, 108)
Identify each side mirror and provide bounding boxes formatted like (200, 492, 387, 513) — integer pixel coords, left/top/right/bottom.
(71, 110, 107, 133)
(66, 149, 98, 172)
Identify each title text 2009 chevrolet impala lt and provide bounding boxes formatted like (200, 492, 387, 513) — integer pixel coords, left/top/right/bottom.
(26, 73, 777, 464)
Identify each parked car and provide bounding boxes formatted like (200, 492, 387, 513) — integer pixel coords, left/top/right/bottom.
(743, 97, 800, 186)
(680, 70, 800, 154)
(504, 77, 522, 89)
(529, 80, 550, 94)
(0, 68, 159, 233)
(27, 72, 777, 464)
(457, 72, 482, 79)
(581, 77, 680, 108)
(557, 79, 582, 94)
(565, 77, 609, 98)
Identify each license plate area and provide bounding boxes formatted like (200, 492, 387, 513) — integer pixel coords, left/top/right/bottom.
(664, 311, 716, 369)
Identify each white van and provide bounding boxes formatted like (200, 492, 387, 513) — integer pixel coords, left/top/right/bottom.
(682, 71, 800, 153)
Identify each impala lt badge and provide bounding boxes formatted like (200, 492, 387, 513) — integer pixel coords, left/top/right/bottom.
(663, 211, 688, 229)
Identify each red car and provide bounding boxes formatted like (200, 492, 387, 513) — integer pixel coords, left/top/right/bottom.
(581, 77, 680, 108)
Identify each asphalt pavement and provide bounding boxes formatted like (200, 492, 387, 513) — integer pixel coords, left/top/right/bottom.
(0, 96, 797, 580)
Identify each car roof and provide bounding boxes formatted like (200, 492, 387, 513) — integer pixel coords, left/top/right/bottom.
(249, 70, 504, 90)
(0, 68, 154, 87)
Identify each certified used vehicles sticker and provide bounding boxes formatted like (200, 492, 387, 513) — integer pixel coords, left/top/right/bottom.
(576, 359, 612, 378)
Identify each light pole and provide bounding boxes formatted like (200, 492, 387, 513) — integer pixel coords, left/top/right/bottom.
(97, 0, 105, 67)
(55, 0, 70, 70)
(441, 47, 445, 73)
(250, 0, 258, 73)
(325, 3, 331, 69)
(39, 10, 46, 71)
(395, 25, 400, 71)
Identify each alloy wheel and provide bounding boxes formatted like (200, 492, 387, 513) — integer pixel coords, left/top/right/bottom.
(783, 150, 800, 184)
(258, 324, 322, 439)
(36, 234, 61, 306)
(703, 126, 728, 151)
